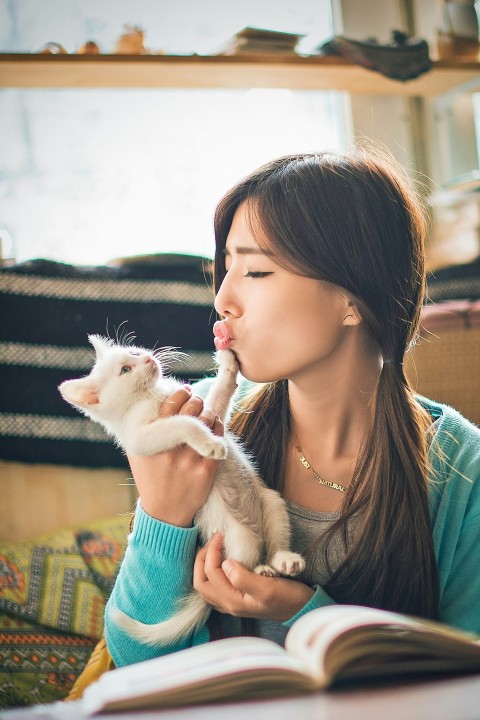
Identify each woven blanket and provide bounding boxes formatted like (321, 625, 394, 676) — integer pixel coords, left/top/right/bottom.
(0, 255, 216, 468)
(0, 515, 130, 708)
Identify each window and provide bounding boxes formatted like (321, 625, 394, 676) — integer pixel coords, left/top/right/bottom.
(0, 0, 347, 265)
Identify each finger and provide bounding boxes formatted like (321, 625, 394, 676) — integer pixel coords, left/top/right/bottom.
(178, 395, 204, 417)
(198, 407, 216, 428)
(158, 386, 192, 417)
(193, 535, 229, 603)
(203, 534, 232, 590)
(204, 532, 225, 569)
(193, 545, 209, 587)
(212, 415, 224, 437)
(222, 560, 265, 603)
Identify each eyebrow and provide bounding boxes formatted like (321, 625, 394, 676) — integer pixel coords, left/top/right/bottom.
(223, 246, 274, 256)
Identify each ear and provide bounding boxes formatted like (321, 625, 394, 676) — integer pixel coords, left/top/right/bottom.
(88, 334, 112, 359)
(342, 299, 362, 327)
(58, 378, 99, 407)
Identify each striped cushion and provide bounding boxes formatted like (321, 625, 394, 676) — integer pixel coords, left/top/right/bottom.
(0, 256, 216, 468)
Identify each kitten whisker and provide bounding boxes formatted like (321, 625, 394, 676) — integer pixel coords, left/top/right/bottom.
(113, 321, 138, 348)
(114, 321, 128, 345)
(153, 347, 190, 369)
(123, 332, 137, 347)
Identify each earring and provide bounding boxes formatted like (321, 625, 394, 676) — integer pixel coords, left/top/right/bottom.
(343, 314, 354, 321)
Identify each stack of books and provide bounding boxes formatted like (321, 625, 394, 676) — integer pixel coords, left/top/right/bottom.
(216, 27, 304, 56)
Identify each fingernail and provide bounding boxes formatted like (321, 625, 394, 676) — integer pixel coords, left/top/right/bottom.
(222, 560, 234, 575)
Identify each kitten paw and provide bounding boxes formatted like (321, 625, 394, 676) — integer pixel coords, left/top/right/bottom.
(269, 551, 306, 577)
(253, 564, 279, 577)
(199, 437, 228, 460)
(215, 349, 239, 375)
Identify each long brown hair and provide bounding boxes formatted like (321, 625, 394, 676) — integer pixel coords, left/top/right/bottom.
(213, 150, 439, 619)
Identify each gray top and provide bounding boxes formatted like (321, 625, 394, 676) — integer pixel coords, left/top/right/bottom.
(221, 500, 345, 646)
(220, 417, 443, 646)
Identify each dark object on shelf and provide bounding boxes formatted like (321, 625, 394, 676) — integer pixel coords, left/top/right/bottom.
(319, 30, 432, 81)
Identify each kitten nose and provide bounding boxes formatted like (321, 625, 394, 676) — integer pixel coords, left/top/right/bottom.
(144, 356, 152, 364)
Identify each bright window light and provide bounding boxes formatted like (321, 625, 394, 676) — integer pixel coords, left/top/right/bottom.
(0, 0, 347, 265)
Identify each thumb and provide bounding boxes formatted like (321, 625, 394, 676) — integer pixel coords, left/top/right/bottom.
(222, 559, 258, 594)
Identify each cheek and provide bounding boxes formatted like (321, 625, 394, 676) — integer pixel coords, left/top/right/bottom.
(239, 307, 345, 381)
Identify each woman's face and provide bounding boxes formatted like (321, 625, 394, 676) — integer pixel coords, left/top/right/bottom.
(214, 202, 355, 385)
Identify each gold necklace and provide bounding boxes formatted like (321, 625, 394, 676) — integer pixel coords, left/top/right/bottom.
(294, 443, 348, 493)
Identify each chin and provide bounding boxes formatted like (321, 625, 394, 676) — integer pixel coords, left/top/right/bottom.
(235, 354, 282, 384)
(239, 365, 280, 385)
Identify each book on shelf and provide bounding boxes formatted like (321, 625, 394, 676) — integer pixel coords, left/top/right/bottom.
(215, 26, 305, 56)
(68, 604, 480, 714)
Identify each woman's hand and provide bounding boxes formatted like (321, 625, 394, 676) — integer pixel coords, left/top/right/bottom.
(193, 533, 315, 622)
(127, 386, 224, 527)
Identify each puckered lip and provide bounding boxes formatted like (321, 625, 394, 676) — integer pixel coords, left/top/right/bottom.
(224, 326, 236, 342)
(213, 320, 236, 343)
(214, 337, 235, 351)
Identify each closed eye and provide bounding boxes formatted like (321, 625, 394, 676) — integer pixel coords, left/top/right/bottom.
(244, 271, 273, 279)
(120, 365, 132, 375)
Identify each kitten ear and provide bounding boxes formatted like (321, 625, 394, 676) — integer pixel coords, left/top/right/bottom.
(88, 334, 112, 359)
(58, 378, 99, 407)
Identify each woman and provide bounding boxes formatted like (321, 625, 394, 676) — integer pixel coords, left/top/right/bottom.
(104, 150, 480, 667)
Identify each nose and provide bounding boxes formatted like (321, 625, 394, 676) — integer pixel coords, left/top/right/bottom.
(214, 272, 241, 319)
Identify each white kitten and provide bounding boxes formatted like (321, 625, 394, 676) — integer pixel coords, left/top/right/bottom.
(59, 335, 305, 646)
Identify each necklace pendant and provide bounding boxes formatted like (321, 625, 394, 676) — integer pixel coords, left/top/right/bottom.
(312, 471, 346, 492)
(299, 454, 311, 470)
(294, 439, 348, 493)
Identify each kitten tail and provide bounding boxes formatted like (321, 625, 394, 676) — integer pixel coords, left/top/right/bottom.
(110, 591, 211, 647)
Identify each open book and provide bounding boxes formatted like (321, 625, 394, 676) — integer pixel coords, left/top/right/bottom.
(82, 605, 480, 714)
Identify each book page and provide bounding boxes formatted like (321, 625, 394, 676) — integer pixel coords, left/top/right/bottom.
(285, 605, 480, 684)
(82, 637, 309, 715)
(285, 605, 405, 680)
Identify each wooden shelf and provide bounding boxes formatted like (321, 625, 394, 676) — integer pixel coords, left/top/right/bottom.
(0, 53, 479, 96)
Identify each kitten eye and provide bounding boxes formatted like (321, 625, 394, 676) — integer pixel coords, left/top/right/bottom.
(120, 365, 132, 375)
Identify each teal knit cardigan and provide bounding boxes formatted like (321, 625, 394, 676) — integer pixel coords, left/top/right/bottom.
(105, 395, 480, 667)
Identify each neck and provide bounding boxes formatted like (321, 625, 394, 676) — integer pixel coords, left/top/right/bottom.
(288, 340, 381, 464)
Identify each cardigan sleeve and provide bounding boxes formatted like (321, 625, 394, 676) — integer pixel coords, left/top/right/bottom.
(105, 501, 210, 667)
(282, 584, 338, 629)
(431, 406, 480, 634)
(438, 510, 480, 634)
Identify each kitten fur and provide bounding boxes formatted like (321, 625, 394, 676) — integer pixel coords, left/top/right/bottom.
(58, 335, 305, 647)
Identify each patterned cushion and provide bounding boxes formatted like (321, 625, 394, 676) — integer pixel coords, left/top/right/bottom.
(0, 615, 96, 709)
(0, 515, 130, 708)
(0, 255, 215, 468)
